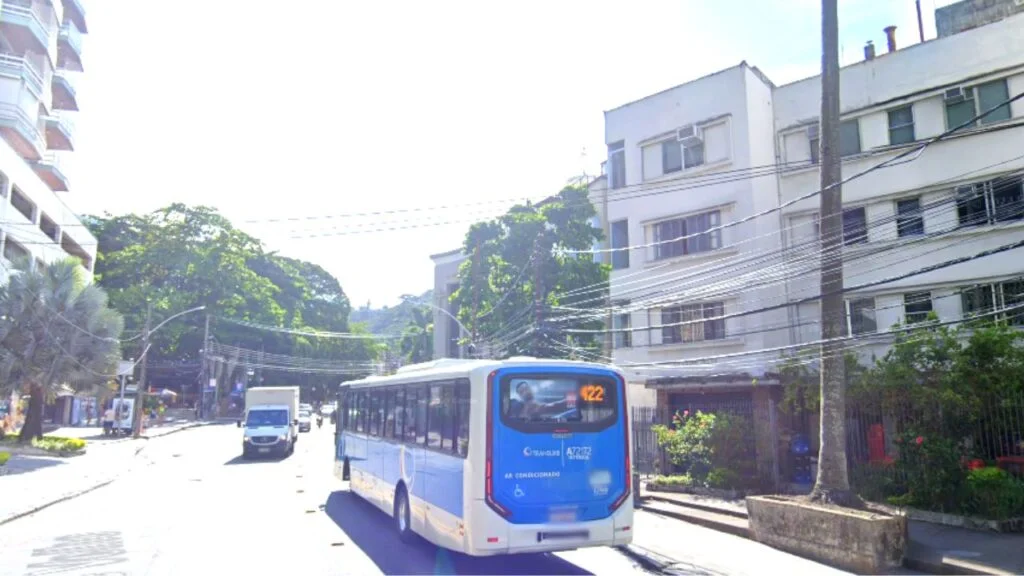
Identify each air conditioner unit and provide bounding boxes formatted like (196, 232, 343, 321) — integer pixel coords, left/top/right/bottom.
(806, 124, 820, 140)
(676, 124, 702, 146)
(944, 86, 969, 102)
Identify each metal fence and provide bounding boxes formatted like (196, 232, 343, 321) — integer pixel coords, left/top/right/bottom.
(633, 390, 1024, 494)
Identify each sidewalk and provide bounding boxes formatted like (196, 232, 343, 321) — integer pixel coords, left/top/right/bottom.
(46, 419, 205, 442)
(639, 487, 1024, 575)
(0, 421, 208, 526)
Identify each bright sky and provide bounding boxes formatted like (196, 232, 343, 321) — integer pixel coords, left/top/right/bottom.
(63, 0, 955, 308)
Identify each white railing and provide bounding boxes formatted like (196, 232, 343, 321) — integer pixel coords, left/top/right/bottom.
(59, 20, 83, 55)
(53, 69, 77, 97)
(0, 53, 44, 94)
(2, 2, 56, 44)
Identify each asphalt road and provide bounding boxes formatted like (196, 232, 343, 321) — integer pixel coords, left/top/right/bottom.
(0, 423, 652, 575)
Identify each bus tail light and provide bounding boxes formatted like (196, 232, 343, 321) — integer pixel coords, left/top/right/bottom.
(609, 374, 632, 513)
(485, 371, 511, 518)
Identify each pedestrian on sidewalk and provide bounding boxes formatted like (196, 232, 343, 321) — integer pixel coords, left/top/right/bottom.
(102, 406, 115, 436)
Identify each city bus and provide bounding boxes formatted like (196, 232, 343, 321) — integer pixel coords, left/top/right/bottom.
(334, 357, 633, 556)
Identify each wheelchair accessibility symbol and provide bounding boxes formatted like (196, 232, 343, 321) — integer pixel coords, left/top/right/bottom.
(514, 484, 525, 498)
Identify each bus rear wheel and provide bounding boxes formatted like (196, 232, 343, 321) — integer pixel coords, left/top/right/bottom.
(394, 487, 413, 543)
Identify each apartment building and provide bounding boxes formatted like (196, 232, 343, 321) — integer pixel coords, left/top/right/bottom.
(778, 11, 1024, 363)
(0, 0, 95, 282)
(596, 63, 789, 409)
(599, 7, 1024, 412)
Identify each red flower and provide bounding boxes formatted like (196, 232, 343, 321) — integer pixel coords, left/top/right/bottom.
(683, 410, 690, 417)
(915, 436, 924, 445)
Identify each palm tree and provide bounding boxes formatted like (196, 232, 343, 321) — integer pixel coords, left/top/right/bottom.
(399, 306, 433, 364)
(0, 258, 123, 441)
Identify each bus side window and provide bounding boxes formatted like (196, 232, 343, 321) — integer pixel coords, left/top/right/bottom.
(415, 385, 428, 445)
(356, 392, 366, 434)
(427, 385, 443, 449)
(439, 385, 454, 452)
(405, 387, 418, 443)
(393, 389, 405, 441)
(456, 382, 470, 457)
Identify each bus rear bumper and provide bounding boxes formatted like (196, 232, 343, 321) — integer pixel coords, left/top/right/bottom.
(465, 504, 633, 556)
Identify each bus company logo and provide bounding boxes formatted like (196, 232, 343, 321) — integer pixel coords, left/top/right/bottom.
(566, 446, 592, 461)
(522, 447, 561, 458)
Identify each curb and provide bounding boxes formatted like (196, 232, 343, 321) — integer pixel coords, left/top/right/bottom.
(617, 544, 689, 575)
(644, 493, 749, 519)
(0, 478, 116, 527)
(639, 499, 753, 539)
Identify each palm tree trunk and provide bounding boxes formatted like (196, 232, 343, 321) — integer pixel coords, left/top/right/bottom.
(17, 384, 45, 442)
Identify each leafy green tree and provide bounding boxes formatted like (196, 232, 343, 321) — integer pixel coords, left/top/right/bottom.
(0, 259, 123, 441)
(451, 183, 608, 358)
(399, 306, 433, 364)
(85, 203, 378, 399)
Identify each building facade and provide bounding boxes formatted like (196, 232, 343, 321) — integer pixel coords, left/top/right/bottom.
(600, 10, 1024, 412)
(0, 0, 94, 283)
(430, 248, 469, 360)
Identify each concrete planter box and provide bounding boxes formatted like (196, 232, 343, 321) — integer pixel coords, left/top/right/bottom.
(905, 506, 1024, 533)
(646, 482, 752, 500)
(747, 495, 907, 574)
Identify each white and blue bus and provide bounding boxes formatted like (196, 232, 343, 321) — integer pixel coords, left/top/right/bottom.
(334, 357, 633, 556)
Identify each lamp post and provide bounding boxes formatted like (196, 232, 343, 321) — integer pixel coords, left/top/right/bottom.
(132, 305, 207, 438)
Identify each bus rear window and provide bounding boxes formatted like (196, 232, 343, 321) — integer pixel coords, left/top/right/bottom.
(499, 375, 617, 428)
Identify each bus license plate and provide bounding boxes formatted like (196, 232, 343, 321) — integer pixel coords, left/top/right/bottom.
(538, 530, 589, 542)
(258, 447, 270, 453)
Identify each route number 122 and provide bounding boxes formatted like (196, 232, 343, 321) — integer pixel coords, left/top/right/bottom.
(579, 384, 605, 403)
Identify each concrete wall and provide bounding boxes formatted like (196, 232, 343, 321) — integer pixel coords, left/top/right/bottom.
(936, 0, 1024, 38)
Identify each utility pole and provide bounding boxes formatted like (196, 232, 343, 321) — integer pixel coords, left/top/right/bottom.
(915, 0, 925, 44)
(533, 235, 543, 357)
(133, 301, 153, 438)
(601, 181, 613, 361)
(812, 0, 854, 503)
(201, 313, 210, 420)
(470, 244, 480, 357)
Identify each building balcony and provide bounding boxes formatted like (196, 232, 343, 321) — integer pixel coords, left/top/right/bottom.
(33, 152, 70, 192)
(0, 53, 45, 95)
(43, 112, 74, 151)
(51, 70, 78, 110)
(57, 21, 83, 71)
(0, 2, 56, 56)
(0, 103, 46, 161)
(61, 0, 86, 34)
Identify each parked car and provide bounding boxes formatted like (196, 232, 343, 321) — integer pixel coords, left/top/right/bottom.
(297, 410, 312, 433)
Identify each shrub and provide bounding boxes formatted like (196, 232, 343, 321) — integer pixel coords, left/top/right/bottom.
(965, 467, 1024, 520)
(649, 474, 693, 487)
(652, 410, 755, 489)
(0, 451, 9, 466)
(890, 432, 967, 512)
(32, 436, 87, 453)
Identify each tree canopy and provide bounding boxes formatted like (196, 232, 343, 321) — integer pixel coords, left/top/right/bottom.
(85, 203, 380, 399)
(0, 259, 124, 440)
(450, 183, 608, 358)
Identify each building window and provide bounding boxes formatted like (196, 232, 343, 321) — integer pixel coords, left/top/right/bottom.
(904, 291, 933, 324)
(961, 280, 1024, 326)
(683, 138, 704, 169)
(846, 298, 877, 335)
(839, 119, 861, 157)
(612, 304, 632, 349)
(887, 106, 915, 145)
(608, 141, 625, 190)
(976, 79, 1012, 125)
(661, 302, 725, 344)
(842, 207, 867, 245)
(610, 219, 629, 270)
(662, 140, 682, 174)
(956, 176, 1024, 228)
(809, 127, 820, 164)
(2, 237, 28, 263)
(651, 210, 722, 260)
(946, 79, 1012, 130)
(896, 197, 924, 237)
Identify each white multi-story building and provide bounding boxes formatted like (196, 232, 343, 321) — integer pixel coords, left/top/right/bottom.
(430, 248, 469, 360)
(595, 62, 789, 408)
(0, 0, 94, 282)
(599, 5, 1024, 411)
(778, 9, 1024, 363)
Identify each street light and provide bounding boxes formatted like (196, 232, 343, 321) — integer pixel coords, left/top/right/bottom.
(420, 301, 477, 357)
(132, 305, 207, 438)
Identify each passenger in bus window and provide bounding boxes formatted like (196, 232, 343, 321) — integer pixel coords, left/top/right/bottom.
(510, 380, 569, 421)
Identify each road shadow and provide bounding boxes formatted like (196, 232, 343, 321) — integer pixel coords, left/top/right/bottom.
(323, 489, 593, 575)
(223, 454, 289, 465)
(3, 455, 66, 475)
